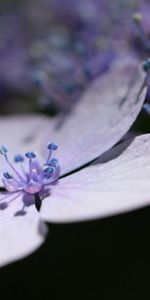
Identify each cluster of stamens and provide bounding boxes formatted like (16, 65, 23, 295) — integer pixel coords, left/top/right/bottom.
(0, 142, 60, 196)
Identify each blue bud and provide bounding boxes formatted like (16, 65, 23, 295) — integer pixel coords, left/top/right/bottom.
(14, 154, 24, 163)
(47, 143, 58, 151)
(25, 152, 36, 159)
(3, 172, 13, 179)
(0, 145, 8, 155)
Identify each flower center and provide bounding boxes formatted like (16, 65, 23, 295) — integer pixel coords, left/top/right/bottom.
(0, 142, 60, 195)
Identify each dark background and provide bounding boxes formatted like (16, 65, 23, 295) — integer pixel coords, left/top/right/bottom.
(0, 205, 150, 300)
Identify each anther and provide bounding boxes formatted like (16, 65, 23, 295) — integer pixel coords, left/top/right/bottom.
(47, 143, 58, 151)
(48, 158, 59, 166)
(44, 166, 55, 178)
(14, 154, 24, 163)
(25, 152, 36, 159)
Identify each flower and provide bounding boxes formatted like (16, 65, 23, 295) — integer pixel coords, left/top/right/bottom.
(0, 143, 60, 210)
(0, 57, 147, 267)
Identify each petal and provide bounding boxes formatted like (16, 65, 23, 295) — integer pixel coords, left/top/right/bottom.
(0, 114, 56, 155)
(0, 192, 47, 267)
(42, 56, 147, 175)
(40, 134, 150, 223)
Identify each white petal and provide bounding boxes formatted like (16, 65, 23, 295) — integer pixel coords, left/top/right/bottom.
(0, 114, 56, 154)
(0, 193, 47, 267)
(40, 134, 150, 223)
(42, 57, 146, 175)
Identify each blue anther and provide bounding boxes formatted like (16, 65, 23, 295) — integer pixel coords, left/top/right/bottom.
(25, 152, 36, 159)
(48, 158, 58, 166)
(3, 172, 13, 179)
(14, 154, 24, 163)
(47, 143, 58, 151)
(44, 166, 54, 174)
(0, 145, 8, 155)
(44, 166, 55, 178)
(143, 59, 150, 72)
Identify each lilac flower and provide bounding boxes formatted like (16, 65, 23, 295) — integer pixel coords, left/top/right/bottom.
(0, 57, 147, 267)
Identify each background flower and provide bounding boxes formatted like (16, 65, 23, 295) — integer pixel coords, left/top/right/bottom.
(0, 0, 147, 115)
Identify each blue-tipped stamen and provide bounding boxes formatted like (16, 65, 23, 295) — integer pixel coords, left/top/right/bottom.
(0, 145, 8, 155)
(46, 142, 58, 164)
(4, 153, 26, 182)
(14, 154, 24, 163)
(25, 152, 36, 159)
(47, 142, 58, 151)
(48, 158, 59, 166)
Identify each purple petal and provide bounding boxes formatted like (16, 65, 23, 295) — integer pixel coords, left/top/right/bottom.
(0, 193, 47, 267)
(40, 134, 150, 223)
(42, 56, 146, 175)
(0, 115, 56, 155)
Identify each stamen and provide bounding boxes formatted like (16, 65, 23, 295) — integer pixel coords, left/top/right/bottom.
(4, 155, 26, 182)
(46, 142, 58, 164)
(25, 152, 36, 159)
(14, 154, 24, 163)
(48, 158, 59, 166)
(25, 152, 36, 176)
(47, 143, 58, 151)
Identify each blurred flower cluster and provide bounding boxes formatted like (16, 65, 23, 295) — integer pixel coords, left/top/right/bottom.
(0, 0, 148, 115)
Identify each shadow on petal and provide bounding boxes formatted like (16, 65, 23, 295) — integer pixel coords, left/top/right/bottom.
(22, 193, 35, 207)
(0, 202, 8, 210)
(14, 210, 27, 217)
(38, 219, 48, 237)
(94, 137, 134, 165)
